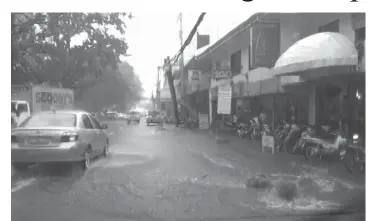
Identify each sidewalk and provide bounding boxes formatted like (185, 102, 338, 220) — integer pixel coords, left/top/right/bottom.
(183, 126, 365, 187)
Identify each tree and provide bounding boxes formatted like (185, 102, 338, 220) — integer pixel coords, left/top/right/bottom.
(12, 13, 130, 88)
(76, 62, 143, 112)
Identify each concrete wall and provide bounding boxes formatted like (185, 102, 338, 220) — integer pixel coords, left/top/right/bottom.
(279, 13, 355, 55)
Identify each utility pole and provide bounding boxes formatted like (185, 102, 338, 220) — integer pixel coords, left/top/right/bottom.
(164, 57, 180, 127)
(156, 66, 161, 110)
(178, 13, 185, 115)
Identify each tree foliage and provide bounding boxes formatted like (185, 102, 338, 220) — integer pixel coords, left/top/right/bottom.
(12, 13, 143, 111)
(12, 13, 129, 88)
(76, 62, 143, 112)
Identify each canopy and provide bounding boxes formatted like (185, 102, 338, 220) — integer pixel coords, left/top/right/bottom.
(272, 32, 358, 76)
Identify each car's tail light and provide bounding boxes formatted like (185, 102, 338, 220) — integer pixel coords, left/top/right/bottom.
(61, 132, 79, 142)
(11, 135, 17, 143)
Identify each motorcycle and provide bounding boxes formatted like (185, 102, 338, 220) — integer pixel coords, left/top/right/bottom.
(236, 122, 250, 138)
(281, 124, 304, 153)
(181, 117, 197, 128)
(344, 133, 365, 174)
(303, 125, 348, 161)
(291, 124, 316, 154)
(273, 121, 291, 151)
(261, 124, 272, 136)
(249, 118, 261, 140)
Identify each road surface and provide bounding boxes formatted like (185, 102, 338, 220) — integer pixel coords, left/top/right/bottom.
(12, 121, 365, 221)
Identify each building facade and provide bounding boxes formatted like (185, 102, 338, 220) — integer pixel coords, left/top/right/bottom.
(181, 13, 365, 134)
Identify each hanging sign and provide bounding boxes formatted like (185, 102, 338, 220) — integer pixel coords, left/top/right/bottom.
(212, 69, 232, 80)
(188, 70, 202, 81)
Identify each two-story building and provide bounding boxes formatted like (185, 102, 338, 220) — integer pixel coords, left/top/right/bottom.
(181, 13, 365, 134)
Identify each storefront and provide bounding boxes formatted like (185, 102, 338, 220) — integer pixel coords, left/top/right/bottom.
(272, 32, 364, 137)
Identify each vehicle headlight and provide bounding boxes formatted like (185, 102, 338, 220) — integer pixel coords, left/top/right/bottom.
(353, 133, 359, 140)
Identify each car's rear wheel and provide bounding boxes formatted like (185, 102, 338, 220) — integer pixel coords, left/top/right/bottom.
(82, 151, 91, 170)
(12, 163, 30, 173)
(103, 140, 109, 157)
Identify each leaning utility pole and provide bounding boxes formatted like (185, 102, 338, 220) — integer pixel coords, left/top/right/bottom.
(164, 57, 180, 127)
(156, 66, 161, 110)
(178, 13, 185, 98)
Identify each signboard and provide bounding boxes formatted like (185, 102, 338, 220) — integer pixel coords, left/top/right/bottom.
(217, 85, 232, 114)
(32, 86, 74, 112)
(188, 70, 202, 81)
(262, 135, 275, 154)
(198, 113, 209, 129)
(249, 23, 280, 69)
(212, 69, 232, 80)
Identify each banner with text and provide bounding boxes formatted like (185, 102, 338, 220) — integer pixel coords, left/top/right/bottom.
(212, 69, 232, 80)
(217, 85, 232, 114)
(188, 70, 202, 82)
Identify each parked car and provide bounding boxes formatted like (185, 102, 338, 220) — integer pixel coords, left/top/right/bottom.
(107, 111, 117, 120)
(11, 110, 109, 172)
(127, 111, 140, 124)
(117, 113, 127, 120)
(146, 110, 162, 126)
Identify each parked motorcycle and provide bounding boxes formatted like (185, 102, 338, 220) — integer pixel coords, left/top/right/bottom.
(281, 124, 304, 153)
(181, 117, 197, 128)
(344, 133, 365, 174)
(303, 126, 348, 161)
(236, 122, 250, 138)
(291, 124, 316, 154)
(249, 118, 261, 140)
(273, 121, 291, 151)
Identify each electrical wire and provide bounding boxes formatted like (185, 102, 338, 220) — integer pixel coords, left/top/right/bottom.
(170, 12, 206, 65)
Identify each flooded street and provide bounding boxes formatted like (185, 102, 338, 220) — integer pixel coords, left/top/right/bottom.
(12, 121, 365, 221)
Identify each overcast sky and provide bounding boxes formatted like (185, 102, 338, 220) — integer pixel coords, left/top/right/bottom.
(122, 12, 252, 98)
(71, 12, 252, 98)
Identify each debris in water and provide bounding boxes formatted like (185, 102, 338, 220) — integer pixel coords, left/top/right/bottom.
(276, 181, 298, 201)
(246, 174, 272, 189)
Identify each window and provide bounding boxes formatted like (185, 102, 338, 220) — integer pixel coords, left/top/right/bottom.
(17, 103, 29, 113)
(11, 102, 16, 112)
(81, 114, 93, 129)
(318, 19, 339, 32)
(230, 50, 242, 76)
(355, 27, 365, 41)
(214, 61, 221, 69)
(89, 115, 101, 129)
(19, 113, 76, 128)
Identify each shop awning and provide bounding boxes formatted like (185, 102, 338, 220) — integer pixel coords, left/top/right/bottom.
(272, 32, 358, 76)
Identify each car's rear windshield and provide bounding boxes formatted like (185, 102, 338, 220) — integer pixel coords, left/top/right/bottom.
(19, 113, 77, 128)
(148, 111, 159, 117)
(129, 111, 139, 116)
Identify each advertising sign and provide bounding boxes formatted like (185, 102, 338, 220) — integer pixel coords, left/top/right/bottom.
(33, 86, 74, 111)
(212, 69, 232, 80)
(188, 70, 202, 81)
(249, 23, 280, 69)
(262, 135, 275, 154)
(217, 85, 232, 114)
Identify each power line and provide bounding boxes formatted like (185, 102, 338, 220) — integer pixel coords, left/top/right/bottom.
(170, 12, 206, 65)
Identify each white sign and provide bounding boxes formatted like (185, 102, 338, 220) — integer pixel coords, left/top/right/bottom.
(199, 113, 209, 129)
(32, 86, 74, 112)
(217, 85, 232, 114)
(188, 70, 202, 81)
(262, 135, 275, 153)
(212, 69, 232, 80)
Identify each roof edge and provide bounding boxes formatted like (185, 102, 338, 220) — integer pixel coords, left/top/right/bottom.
(195, 13, 265, 61)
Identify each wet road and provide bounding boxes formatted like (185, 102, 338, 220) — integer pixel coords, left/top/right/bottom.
(12, 121, 365, 221)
